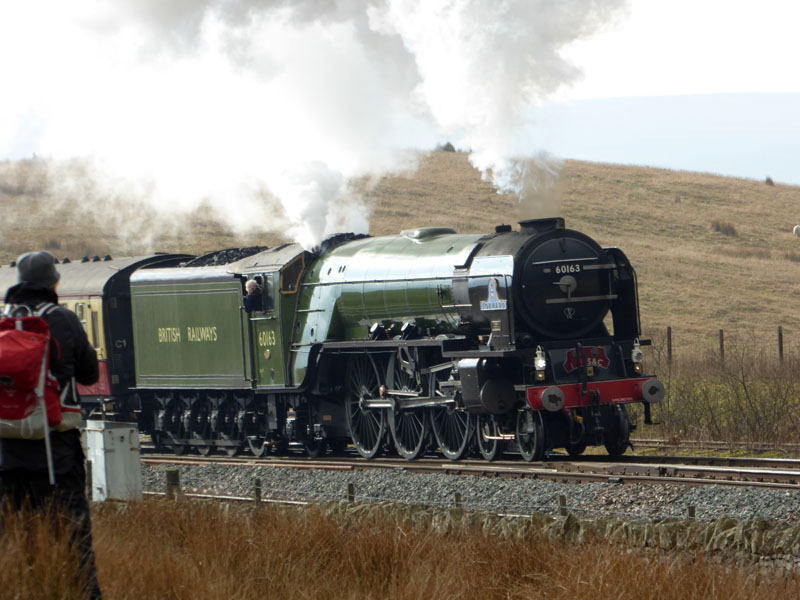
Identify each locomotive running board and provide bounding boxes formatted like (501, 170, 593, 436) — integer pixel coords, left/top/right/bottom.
(320, 337, 473, 353)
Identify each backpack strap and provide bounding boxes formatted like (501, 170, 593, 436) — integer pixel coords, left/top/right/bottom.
(60, 378, 74, 403)
(3, 303, 33, 318)
(34, 302, 58, 317)
(2, 302, 56, 318)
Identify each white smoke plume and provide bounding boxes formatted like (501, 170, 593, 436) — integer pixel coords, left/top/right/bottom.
(0, 0, 627, 248)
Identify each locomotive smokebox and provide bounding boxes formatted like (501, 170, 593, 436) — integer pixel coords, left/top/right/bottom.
(518, 217, 565, 235)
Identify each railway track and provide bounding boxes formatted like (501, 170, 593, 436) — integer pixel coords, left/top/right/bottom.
(141, 452, 800, 491)
(631, 438, 800, 454)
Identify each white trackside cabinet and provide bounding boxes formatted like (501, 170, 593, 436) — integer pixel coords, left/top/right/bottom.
(83, 421, 143, 502)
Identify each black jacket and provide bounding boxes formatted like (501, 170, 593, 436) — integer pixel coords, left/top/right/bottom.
(244, 291, 263, 313)
(0, 283, 99, 473)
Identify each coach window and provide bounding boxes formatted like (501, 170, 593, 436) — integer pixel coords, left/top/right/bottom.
(76, 303, 87, 328)
(90, 310, 100, 349)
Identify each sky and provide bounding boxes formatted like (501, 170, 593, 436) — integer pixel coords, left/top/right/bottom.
(535, 0, 800, 185)
(0, 0, 798, 247)
(557, 0, 800, 100)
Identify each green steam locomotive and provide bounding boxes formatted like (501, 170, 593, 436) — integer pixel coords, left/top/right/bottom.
(127, 217, 664, 460)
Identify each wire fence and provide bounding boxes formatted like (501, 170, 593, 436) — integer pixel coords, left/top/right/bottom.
(637, 327, 800, 443)
(644, 326, 800, 371)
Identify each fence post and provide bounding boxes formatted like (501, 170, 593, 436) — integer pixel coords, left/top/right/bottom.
(253, 477, 262, 503)
(778, 326, 784, 362)
(686, 506, 696, 520)
(454, 492, 462, 509)
(347, 482, 355, 503)
(165, 468, 181, 499)
(719, 329, 725, 362)
(558, 495, 567, 517)
(666, 327, 673, 364)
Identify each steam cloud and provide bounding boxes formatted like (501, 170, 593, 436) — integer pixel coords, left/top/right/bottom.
(0, 0, 627, 249)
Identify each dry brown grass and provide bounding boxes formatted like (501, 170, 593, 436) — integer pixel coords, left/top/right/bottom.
(2, 152, 800, 348)
(1, 506, 92, 599)
(4, 498, 795, 600)
(632, 332, 800, 443)
(557, 161, 800, 349)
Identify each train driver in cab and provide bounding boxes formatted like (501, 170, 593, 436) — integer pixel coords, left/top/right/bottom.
(244, 279, 263, 313)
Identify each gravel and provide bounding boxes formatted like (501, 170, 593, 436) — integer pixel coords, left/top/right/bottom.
(141, 462, 800, 523)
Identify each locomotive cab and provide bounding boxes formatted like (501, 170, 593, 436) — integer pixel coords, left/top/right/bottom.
(240, 249, 311, 389)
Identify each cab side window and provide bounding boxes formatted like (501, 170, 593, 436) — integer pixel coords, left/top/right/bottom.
(263, 273, 275, 311)
(245, 274, 275, 313)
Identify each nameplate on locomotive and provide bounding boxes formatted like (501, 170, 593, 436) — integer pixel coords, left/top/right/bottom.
(480, 278, 508, 311)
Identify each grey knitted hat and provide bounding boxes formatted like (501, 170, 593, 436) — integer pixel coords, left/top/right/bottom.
(17, 251, 61, 287)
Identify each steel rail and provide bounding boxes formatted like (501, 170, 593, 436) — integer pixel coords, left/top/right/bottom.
(632, 438, 800, 453)
(141, 448, 800, 470)
(141, 453, 800, 490)
(143, 490, 309, 505)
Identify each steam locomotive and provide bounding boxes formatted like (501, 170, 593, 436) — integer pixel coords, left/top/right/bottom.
(0, 217, 663, 460)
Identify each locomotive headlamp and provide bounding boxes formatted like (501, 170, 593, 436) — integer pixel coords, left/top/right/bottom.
(632, 339, 644, 374)
(534, 346, 547, 381)
(400, 321, 417, 340)
(369, 322, 387, 340)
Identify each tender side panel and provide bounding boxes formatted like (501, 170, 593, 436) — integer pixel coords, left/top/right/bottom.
(131, 277, 250, 388)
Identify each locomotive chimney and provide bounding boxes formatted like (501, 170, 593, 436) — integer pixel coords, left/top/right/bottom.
(518, 217, 565, 235)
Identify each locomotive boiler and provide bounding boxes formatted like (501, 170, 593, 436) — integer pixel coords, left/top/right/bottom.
(126, 217, 664, 460)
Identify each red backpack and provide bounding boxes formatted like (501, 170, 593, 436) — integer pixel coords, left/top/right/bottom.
(0, 303, 63, 439)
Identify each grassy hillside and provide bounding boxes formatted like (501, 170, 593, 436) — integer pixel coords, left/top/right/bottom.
(1, 152, 799, 349)
(370, 154, 800, 350)
(561, 161, 800, 350)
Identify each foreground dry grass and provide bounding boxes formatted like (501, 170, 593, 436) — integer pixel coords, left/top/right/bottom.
(4, 499, 800, 599)
(1, 508, 88, 599)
